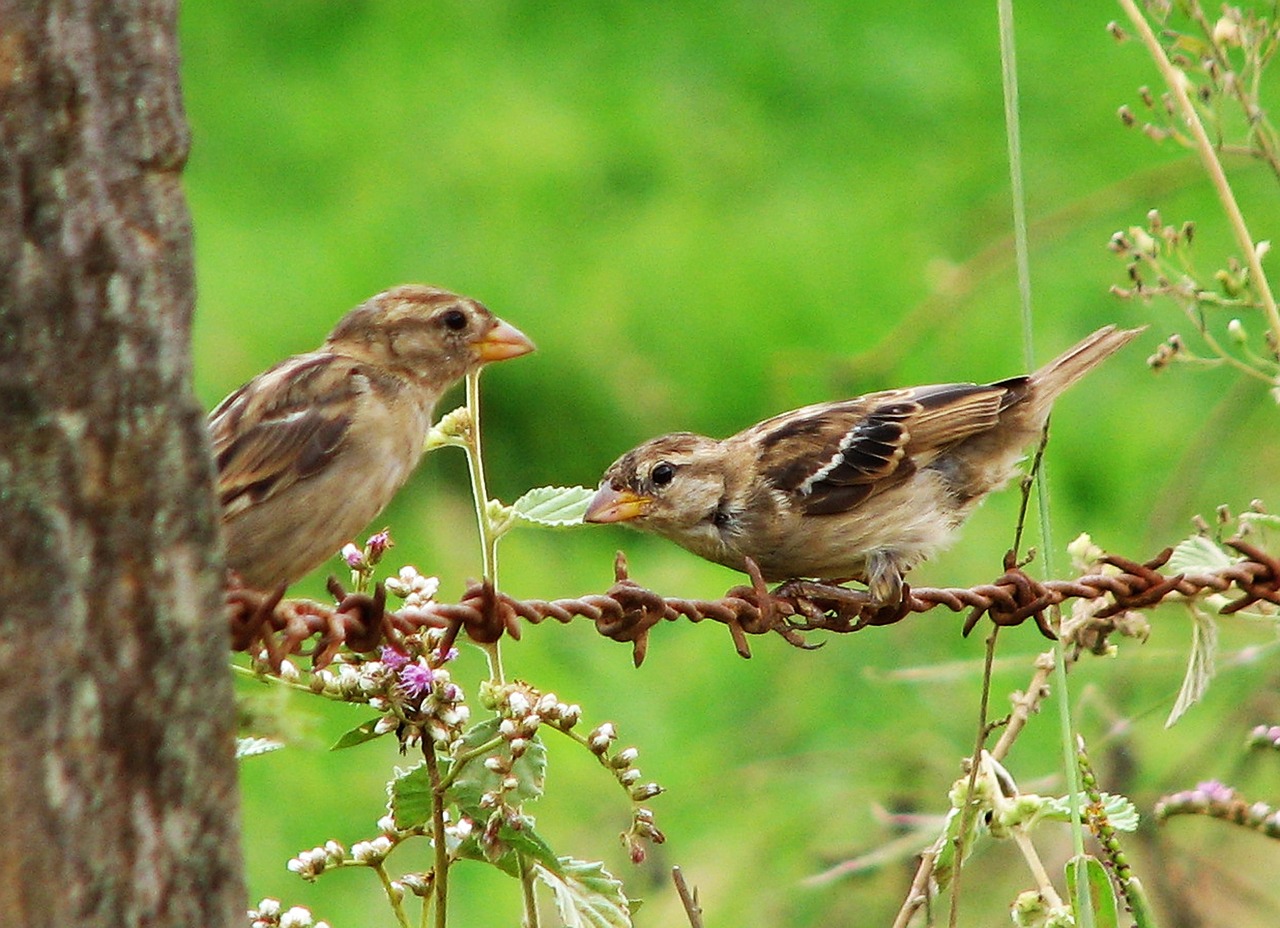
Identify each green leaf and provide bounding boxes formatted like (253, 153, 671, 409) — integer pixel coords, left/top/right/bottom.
(1043, 792, 1139, 832)
(1167, 534, 1233, 574)
(331, 716, 389, 751)
(1166, 605, 1217, 728)
(1065, 855, 1118, 928)
(533, 855, 632, 928)
(510, 485, 595, 528)
(1238, 511, 1280, 532)
(389, 762, 433, 830)
(451, 719, 547, 816)
(235, 736, 284, 759)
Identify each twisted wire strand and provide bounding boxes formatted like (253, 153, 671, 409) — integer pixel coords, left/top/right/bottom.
(227, 539, 1280, 669)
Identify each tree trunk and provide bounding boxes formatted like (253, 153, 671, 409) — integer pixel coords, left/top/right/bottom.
(0, 2, 245, 926)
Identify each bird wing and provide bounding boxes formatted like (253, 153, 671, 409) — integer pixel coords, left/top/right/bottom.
(751, 382, 1018, 516)
(209, 353, 361, 518)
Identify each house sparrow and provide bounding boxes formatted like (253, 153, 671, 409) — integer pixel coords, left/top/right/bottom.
(210, 285, 534, 590)
(585, 325, 1143, 605)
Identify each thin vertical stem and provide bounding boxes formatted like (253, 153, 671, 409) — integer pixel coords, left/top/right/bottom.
(462, 370, 505, 682)
(997, 3, 1090, 925)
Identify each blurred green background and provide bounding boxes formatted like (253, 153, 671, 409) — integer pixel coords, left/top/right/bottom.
(182, 2, 1280, 925)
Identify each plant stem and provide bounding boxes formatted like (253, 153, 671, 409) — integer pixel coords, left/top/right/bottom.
(518, 852, 541, 928)
(462, 369, 505, 682)
(999, 0, 1091, 921)
(373, 862, 413, 928)
(1011, 831, 1065, 909)
(424, 742, 450, 928)
(1119, 0, 1280, 356)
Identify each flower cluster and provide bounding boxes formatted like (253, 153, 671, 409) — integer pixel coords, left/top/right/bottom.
(384, 564, 441, 612)
(587, 723, 666, 862)
(1248, 723, 1280, 750)
(248, 898, 330, 928)
(308, 629, 469, 750)
(341, 529, 393, 593)
(286, 841, 347, 882)
(1156, 779, 1280, 838)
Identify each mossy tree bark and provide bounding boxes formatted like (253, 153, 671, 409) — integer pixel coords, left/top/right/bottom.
(0, 2, 245, 925)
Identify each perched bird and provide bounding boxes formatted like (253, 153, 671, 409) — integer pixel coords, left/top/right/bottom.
(585, 325, 1142, 605)
(210, 285, 534, 590)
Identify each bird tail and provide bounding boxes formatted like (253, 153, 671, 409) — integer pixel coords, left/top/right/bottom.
(1029, 324, 1146, 405)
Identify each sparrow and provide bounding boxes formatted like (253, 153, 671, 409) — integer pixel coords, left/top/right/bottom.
(209, 285, 534, 590)
(584, 325, 1143, 606)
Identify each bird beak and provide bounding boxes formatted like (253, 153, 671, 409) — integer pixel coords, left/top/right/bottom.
(583, 485, 652, 523)
(477, 319, 536, 362)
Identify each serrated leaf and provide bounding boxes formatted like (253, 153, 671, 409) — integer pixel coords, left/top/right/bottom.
(236, 736, 284, 759)
(1167, 535, 1234, 574)
(533, 856, 632, 928)
(389, 762, 434, 829)
(1065, 855, 1119, 928)
(451, 719, 547, 816)
(331, 716, 390, 751)
(510, 486, 594, 528)
(1043, 792, 1139, 832)
(1166, 606, 1217, 728)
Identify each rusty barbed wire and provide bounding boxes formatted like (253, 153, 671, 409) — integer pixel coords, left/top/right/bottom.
(227, 538, 1280, 670)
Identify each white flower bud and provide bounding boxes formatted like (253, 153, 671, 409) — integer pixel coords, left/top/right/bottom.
(374, 716, 399, 735)
(280, 906, 313, 928)
(256, 899, 282, 917)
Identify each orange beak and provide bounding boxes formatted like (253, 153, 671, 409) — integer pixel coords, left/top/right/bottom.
(477, 318, 536, 362)
(583, 485, 652, 523)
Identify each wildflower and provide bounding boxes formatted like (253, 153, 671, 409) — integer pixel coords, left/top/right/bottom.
(399, 663, 434, 698)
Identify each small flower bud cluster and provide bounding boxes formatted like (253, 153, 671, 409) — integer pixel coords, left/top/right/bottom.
(350, 835, 395, 865)
(486, 682, 583, 733)
(248, 899, 331, 928)
(384, 565, 441, 611)
(285, 841, 346, 882)
(585, 724, 667, 863)
(1247, 724, 1280, 750)
(339, 529, 395, 592)
(399, 871, 434, 897)
(1155, 779, 1280, 838)
(623, 805, 666, 864)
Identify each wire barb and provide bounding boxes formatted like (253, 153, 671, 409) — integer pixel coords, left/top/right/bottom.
(227, 538, 1279, 669)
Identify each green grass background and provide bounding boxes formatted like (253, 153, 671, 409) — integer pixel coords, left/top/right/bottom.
(183, 2, 1280, 925)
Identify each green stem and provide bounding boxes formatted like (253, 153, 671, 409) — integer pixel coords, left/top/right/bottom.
(519, 852, 541, 928)
(1119, 0, 1280, 358)
(424, 742, 450, 928)
(998, 4, 1089, 923)
(462, 369, 505, 682)
(373, 862, 413, 928)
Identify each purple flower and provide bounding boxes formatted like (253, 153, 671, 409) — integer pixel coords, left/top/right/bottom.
(399, 663, 435, 698)
(366, 530, 392, 558)
(381, 646, 410, 671)
(341, 543, 365, 568)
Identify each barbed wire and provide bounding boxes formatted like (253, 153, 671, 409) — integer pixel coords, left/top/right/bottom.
(226, 538, 1279, 670)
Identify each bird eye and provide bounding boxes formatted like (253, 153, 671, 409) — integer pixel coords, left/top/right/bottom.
(651, 462, 675, 487)
(441, 309, 468, 331)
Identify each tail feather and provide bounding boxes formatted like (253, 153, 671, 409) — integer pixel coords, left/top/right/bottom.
(1029, 324, 1146, 405)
